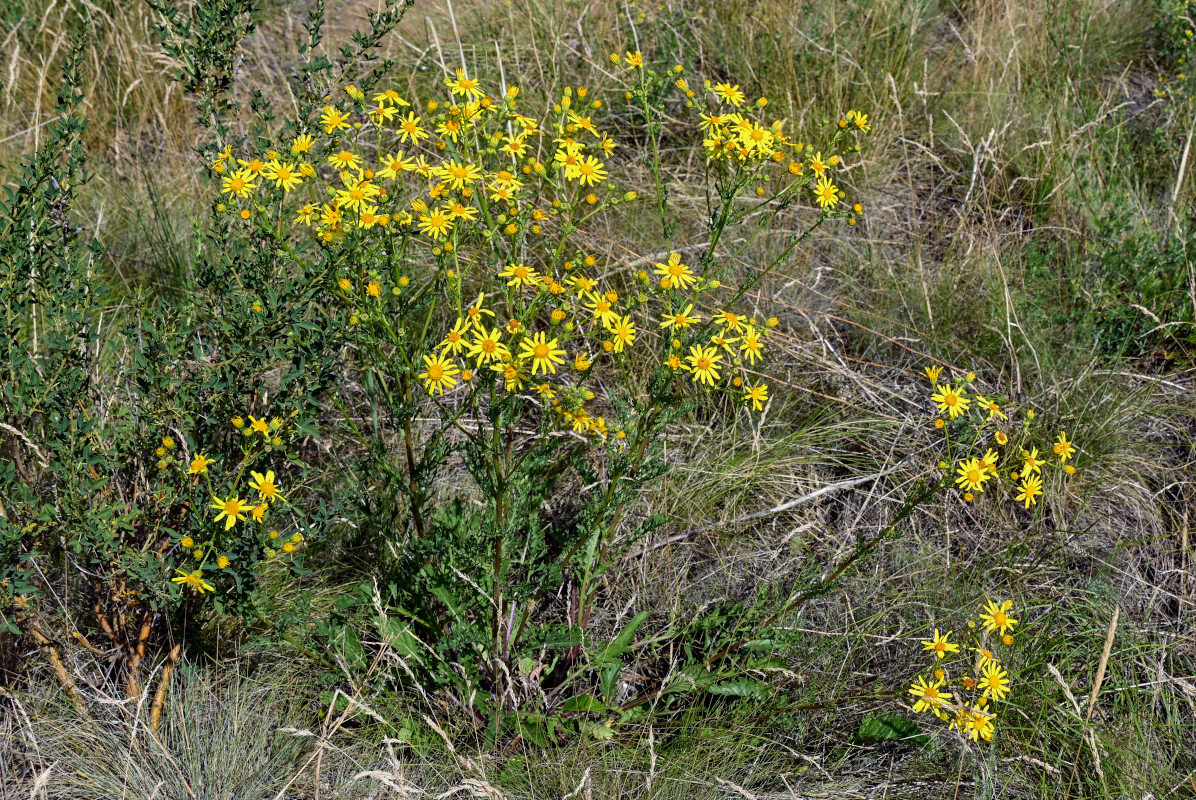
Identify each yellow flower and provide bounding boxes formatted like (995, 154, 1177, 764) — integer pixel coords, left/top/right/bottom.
(608, 315, 637, 353)
(188, 454, 214, 475)
(979, 663, 1010, 702)
(812, 176, 839, 209)
(568, 155, 608, 186)
(923, 365, 943, 383)
(441, 318, 471, 356)
(684, 345, 722, 386)
(171, 569, 215, 594)
(320, 105, 350, 134)
(249, 470, 283, 503)
(498, 262, 539, 288)
(712, 82, 745, 106)
(909, 675, 953, 719)
(979, 599, 1018, 636)
(1021, 447, 1044, 475)
(931, 384, 969, 419)
(419, 352, 460, 395)
(744, 383, 769, 411)
(660, 303, 701, 330)
(849, 110, 871, 132)
(653, 253, 696, 290)
(738, 326, 763, 365)
(221, 169, 256, 199)
(1015, 474, 1042, 508)
(974, 647, 999, 670)
(955, 458, 991, 493)
(396, 112, 428, 144)
(518, 332, 568, 375)
(974, 394, 1008, 421)
(248, 415, 271, 436)
(921, 629, 960, 660)
(467, 326, 510, 365)
(211, 495, 249, 530)
(418, 208, 454, 240)
(216, 555, 231, 569)
(446, 68, 485, 100)
(1053, 432, 1076, 462)
(624, 50, 643, 68)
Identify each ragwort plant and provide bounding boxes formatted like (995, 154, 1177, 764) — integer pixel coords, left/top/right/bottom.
(191, 6, 871, 735)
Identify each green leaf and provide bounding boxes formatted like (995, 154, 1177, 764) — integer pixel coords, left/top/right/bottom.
(851, 713, 928, 747)
(707, 677, 769, 698)
(563, 694, 609, 713)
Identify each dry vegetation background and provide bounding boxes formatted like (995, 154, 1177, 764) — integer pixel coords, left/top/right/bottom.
(1, 0, 1195, 798)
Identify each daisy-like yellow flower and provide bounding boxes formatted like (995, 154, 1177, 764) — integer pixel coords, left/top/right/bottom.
(974, 394, 1008, 421)
(465, 293, 495, 329)
(1015, 474, 1043, 508)
(623, 50, 643, 69)
(328, 149, 361, 170)
(291, 134, 314, 155)
(979, 599, 1018, 636)
(440, 318, 471, 356)
(1021, 447, 1044, 475)
(744, 383, 769, 411)
(221, 169, 256, 199)
(498, 262, 539, 289)
(585, 293, 619, 328)
(435, 159, 482, 190)
(211, 494, 249, 530)
(808, 151, 828, 176)
(923, 365, 943, 383)
(685, 345, 723, 386)
(712, 82, 746, 106)
(367, 102, 399, 124)
(909, 675, 953, 719)
(188, 454, 214, 475)
(653, 252, 696, 290)
(955, 458, 992, 493)
(248, 415, 271, 436)
(921, 629, 960, 660)
(812, 176, 839, 209)
(994, 431, 1009, 446)
(266, 161, 302, 192)
(738, 326, 763, 365)
(961, 708, 994, 742)
(320, 105, 350, 134)
(446, 68, 485, 100)
(714, 309, 747, 333)
(660, 303, 701, 330)
(171, 569, 215, 594)
(1053, 432, 1076, 462)
(419, 352, 460, 395)
(467, 326, 510, 365)
(377, 152, 413, 179)
(974, 646, 999, 670)
(568, 155, 608, 186)
(849, 110, 871, 132)
(608, 315, 637, 353)
(979, 663, 1010, 702)
(418, 208, 454, 240)
(931, 384, 970, 419)
(397, 112, 428, 144)
(250, 504, 267, 523)
(490, 360, 528, 392)
(249, 470, 283, 503)
(373, 88, 409, 106)
(519, 332, 568, 375)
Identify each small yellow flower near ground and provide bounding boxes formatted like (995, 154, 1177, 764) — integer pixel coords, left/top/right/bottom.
(250, 470, 283, 503)
(923, 365, 943, 383)
(188, 454, 214, 475)
(1015, 474, 1043, 508)
(743, 383, 768, 411)
(955, 458, 991, 493)
(909, 675, 953, 719)
(172, 569, 214, 594)
(921, 629, 960, 660)
(216, 555, 231, 569)
(931, 384, 970, 418)
(211, 495, 249, 530)
(1053, 431, 1076, 462)
(979, 600, 1018, 636)
(419, 352, 460, 395)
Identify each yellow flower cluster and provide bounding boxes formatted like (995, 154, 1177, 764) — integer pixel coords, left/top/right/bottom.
(925, 366, 1078, 507)
(210, 61, 863, 429)
(908, 599, 1019, 743)
(167, 412, 304, 594)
